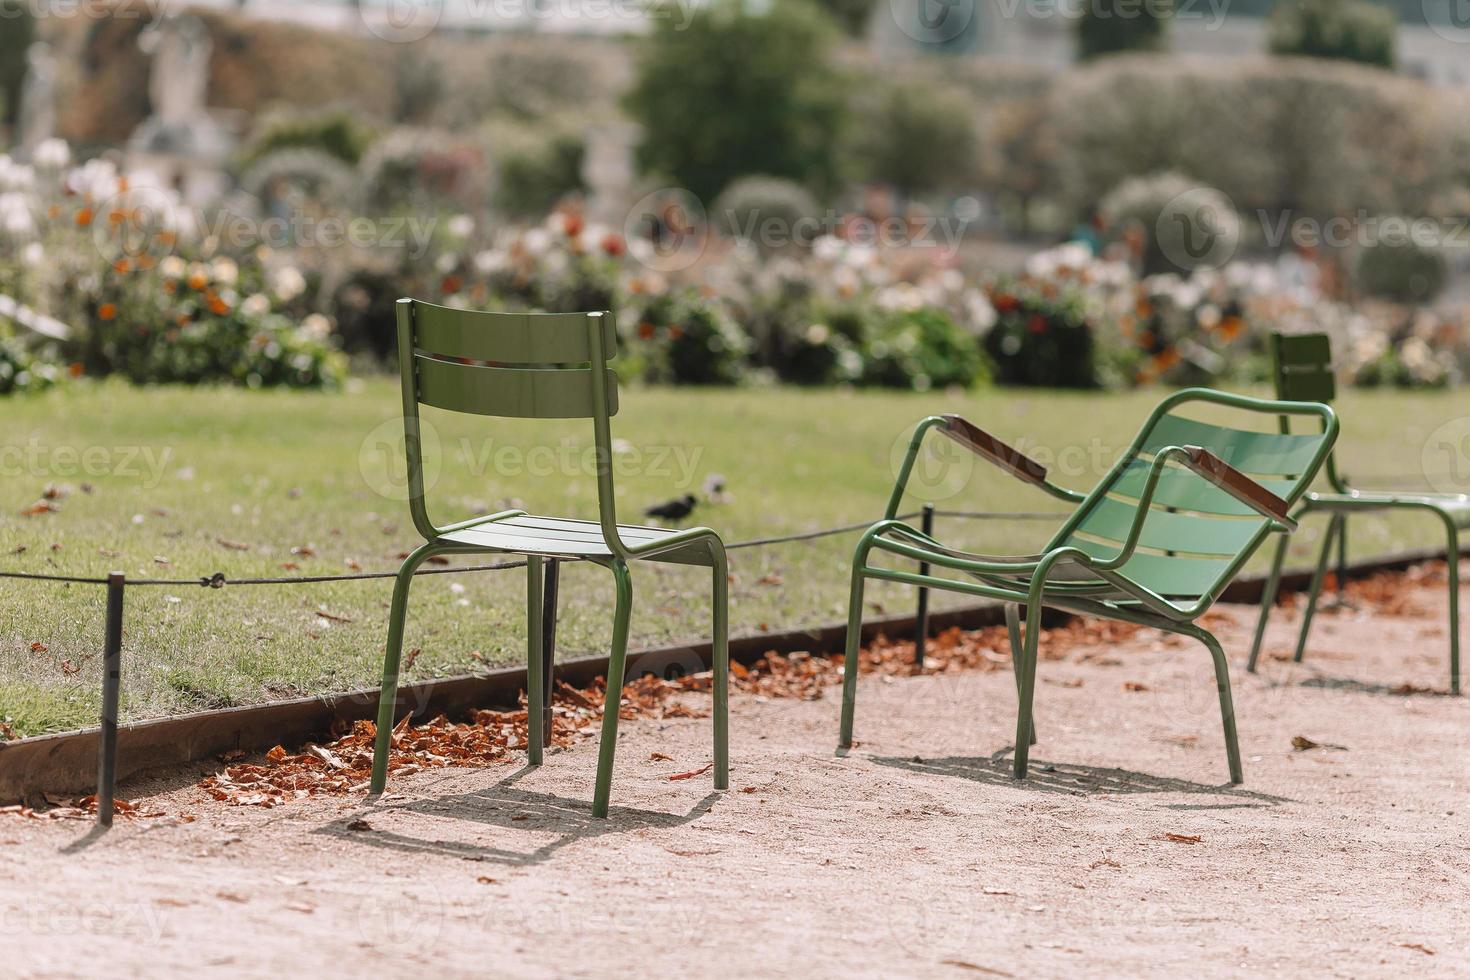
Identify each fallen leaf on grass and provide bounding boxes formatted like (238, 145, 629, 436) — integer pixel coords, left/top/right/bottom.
(29, 642, 47, 654)
(215, 538, 250, 552)
(668, 763, 714, 781)
(314, 609, 354, 624)
(649, 751, 673, 762)
(756, 573, 783, 586)
(475, 876, 497, 885)
(59, 660, 80, 676)
(19, 501, 58, 517)
(1124, 682, 1149, 692)
(1153, 833, 1202, 844)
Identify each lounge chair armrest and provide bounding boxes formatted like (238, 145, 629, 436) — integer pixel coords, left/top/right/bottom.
(938, 414, 1049, 489)
(1179, 445, 1298, 532)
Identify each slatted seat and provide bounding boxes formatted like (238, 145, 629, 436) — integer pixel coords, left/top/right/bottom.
(368, 298, 729, 819)
(1249, 332, 1466, 693)
(841, 389, 1339, 786)
(443, 514, 716, 565)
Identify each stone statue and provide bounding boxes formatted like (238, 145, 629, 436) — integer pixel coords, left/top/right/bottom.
(138, 12, 214, 131)
(15, 42, 57, 162)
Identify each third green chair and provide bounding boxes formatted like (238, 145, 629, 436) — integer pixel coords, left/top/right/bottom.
(1247, 332, 1468, 693)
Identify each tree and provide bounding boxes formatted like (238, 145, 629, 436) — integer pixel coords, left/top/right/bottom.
(854, 80, 978, 197)
(1269, 0, 1396, 69)
(0, 0, 36, 127)
(1075, 0, 1172, 61)
(625, 0, 848, 203)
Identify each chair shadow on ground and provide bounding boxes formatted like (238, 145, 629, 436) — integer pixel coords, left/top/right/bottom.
(313, 765, 719, 867)
(869, 749, 1290, 808)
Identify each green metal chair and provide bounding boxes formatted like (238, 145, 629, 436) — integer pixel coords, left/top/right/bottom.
(840, 388, 1339, 783)
(368, 298, 730, 818)
(1247, 332, 1468, 693)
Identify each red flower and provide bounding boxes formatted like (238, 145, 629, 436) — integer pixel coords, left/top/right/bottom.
(994, 293, 1019, 313)
(562, 213, 584, 238)
(441, 275, 462, 295)
(601, 233, 626, 257)
(1027, 314, 1047, 335)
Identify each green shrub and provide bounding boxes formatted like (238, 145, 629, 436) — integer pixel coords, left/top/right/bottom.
(776, 303, 869, 385)
(1099, 171, 1241, 275)
(1076, 0, 1172, 61)
(1269, 0, 1396, 69)
(712, 176, 820, 249)
(812, 0, 877, 36)
(1355, 225, 1447, 303)
(0, 0, 34, 127)
(630, 290, 748, 385)
(851, 79, 978, 196)
(626, 0, 847, 202)
(490, 121, 587, 218)
(982, 282, 1097, 388)
(863, 307, 987, 391)
(240, 109, 376, 168)
(0, 338, 61, 395)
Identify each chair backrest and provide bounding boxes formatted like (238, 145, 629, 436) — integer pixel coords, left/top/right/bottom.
(394, 298, 620, 540)
(1049, 388, 1337, 610)
(1271, 332, 1336, 404)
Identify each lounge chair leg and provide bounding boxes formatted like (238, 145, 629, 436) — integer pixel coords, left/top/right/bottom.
(1294, 515, 1341, 664)
(592, 559, 633, 819)
(838, 547, 871, 750)
(541, 558, 560, 747)
(711, 547, 730, 790)
(1334, 516, 1349, 604)
(1198, 629, 1244, 785)
(527, 555, 544, 767)
(1012, 595, 1042, 779)
(370, 542, 440, 796)
(1005, 604, 1037, 746)
(1443, 520, 1460, 696)
(1248, 534, 1289, 674)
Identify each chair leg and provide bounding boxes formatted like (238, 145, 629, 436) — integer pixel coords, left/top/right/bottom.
(1197, 628, 1244, 785)
(711, 550, 730, 791)
(1012, 594, 1042, 779)
(370, 542, 440, 795)
(1005, 604, 1037, 746)
(1247, 534, 1289, 674)
(1334, 516, 1350, 604)
(1294, 515, 1342, 664)
(526, 555, 544, 767)
(1442, 520, 1460, 696)
(540, 558, 560, 748)
(592, 559, 633, 819)
(838, 551, 870, 750)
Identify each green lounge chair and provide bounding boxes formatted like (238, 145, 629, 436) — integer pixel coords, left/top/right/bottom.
(840, 388, 1338, 783)
(368, 299, 730, 818)
(1247, 332, 1468, 693)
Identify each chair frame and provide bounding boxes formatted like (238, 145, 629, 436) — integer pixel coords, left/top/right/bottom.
(840, 388, 1338, 783)
(368, 298, 729, 818)
(1247, 332, 1464, 693)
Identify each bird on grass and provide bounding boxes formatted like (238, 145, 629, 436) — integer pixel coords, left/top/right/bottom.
(644, 493, 698, 524)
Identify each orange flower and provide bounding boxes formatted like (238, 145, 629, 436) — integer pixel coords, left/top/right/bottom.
(187, 272, 208, 291)
(1217, 315, 1243, 341)
(637, 322, 656, 340)
(68, 363, 84, 378)
(209, 296, 231, 316)
(75, 209, 93, 228)
(113, 259, 131, 274)
(1154, 347, 1180, 370)
(98, 303, 118, 321)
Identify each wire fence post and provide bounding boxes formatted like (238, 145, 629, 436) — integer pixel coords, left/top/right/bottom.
(96, 572, 125, 829)
(915, 503, 934, 667)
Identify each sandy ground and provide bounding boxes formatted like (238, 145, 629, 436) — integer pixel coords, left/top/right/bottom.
(4, 566, 1469, 979)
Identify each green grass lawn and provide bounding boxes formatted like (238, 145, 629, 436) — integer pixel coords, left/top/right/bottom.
(2, 378, 1466, 736)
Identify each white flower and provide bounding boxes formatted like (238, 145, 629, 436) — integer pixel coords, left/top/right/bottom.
(210, 257, 239, 286)
(301, 314, 332, 340)
(447, 214, 474, 239)
(804, 323, 830, 345)
(522, 228, 552, 256)
(33, 139, 70, 171)
(20, 242, 44, 268)
(160, 256, 187, 279)
(812, 235, 843, 263)
(270, 266, 307, 303)
(473, 249, 507, 275)
(241, 293, 271, 316)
